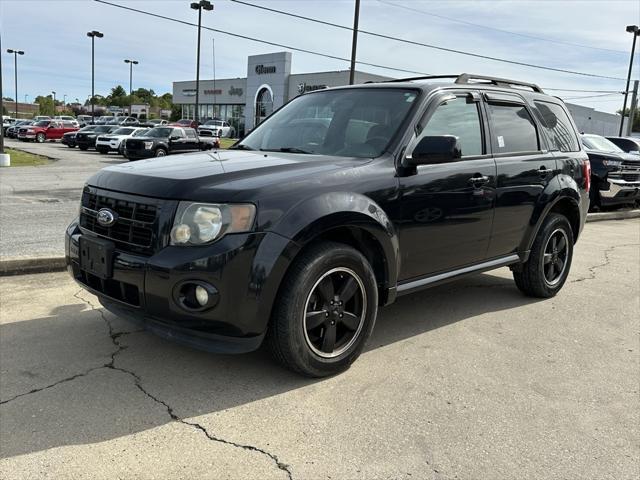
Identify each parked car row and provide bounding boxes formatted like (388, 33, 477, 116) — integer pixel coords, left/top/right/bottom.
(581, 134, 640, 210)
(60, 125, 220, 160)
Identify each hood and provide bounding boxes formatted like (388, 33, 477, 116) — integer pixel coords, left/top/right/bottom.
(585, 149, 640, 163)
(87, 150, 368, 202)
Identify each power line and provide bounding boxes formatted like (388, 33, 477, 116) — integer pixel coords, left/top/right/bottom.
(562, 92, 625, 100)
(377, 0, 629, 55)
(544, 88, 627, 93)
(94, 0, 428, 76)
(227, 0, 626, 81)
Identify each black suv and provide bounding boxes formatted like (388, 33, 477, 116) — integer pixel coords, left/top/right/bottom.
(123, 126, 211, 160)
(75, 125, 119, 150)
(66, 74, 590, 377)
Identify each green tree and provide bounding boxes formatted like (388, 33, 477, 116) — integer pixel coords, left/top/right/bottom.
(2, 97, 13, 102)
(35, 95, 55, 116)
(2, 105, 8, 116)
(170, 104, 181, 121)
(617, 107, 640, 132)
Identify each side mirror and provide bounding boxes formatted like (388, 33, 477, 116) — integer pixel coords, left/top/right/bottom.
(406, 135, 462, 166)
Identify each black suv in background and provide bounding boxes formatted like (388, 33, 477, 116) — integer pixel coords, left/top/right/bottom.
(581, 134, 640, 209)
(123, 126, 213, 160)
(75, 125, 120, 150)
(66, 74, 590, 377)
(606, 136, 640, 155)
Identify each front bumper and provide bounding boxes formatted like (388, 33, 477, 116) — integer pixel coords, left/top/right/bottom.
(124, 148, 155, 159)
(66, 221, 294, 353)
(18, 133, 35, 140)
(600, 179, 640, 204)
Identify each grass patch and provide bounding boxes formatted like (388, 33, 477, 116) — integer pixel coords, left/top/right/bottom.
(219, 138, 237, 149)
(3, 148, 51, 167)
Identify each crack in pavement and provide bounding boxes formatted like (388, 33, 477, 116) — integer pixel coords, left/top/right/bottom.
(1, 289, 294, 480)
(570, 243, 640, 283)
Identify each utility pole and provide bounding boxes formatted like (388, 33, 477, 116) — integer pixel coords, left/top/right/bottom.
(7, 48, 24, 118)
(349, 0, 360, 85)
(212, 38, 216, 116)
(619, 25, 639, 136)
(627, 80, 639, 136)
(1, 31, 5, 157)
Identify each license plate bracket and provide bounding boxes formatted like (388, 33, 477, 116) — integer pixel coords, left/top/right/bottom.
(79, 236, 114, 279)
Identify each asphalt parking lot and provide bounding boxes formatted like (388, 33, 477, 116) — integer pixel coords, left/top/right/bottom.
(0, 139, 126, 258)
(0, 219, 638, 479)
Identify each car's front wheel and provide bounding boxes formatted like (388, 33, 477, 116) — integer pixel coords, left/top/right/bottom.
(512, 213, 574, 298)
(267, 242, 378, 377)
(36, 133, 46, 143)
(154, 148, 167, 157)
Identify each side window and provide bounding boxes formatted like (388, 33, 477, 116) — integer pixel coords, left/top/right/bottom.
(534, 101, 579, 152)
(185, 129, 196, 138)
(421, 97, 483, 157)
(173, 129, 186, 138)
(487, 103, 539, 153)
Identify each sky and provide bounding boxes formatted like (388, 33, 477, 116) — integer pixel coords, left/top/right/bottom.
(1, 0, 639, 113)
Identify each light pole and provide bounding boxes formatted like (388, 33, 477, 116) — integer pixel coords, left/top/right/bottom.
(63, 94, 67, 109)
(7, 48, 24, 118)
(24, 94, 28, 104)
(124, 59, 138, 115)
(190, 0, 213, 124)
(51, 91, 56, 115)
(87, 30, 104, 123)
(619, 25, 640, 135)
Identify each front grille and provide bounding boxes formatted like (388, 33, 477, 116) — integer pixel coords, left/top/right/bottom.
(621, 172, 640, 182)
(18, 128, 28, 135)
(97, 136, 110, 142)
(80, 190, 159, 254)
(126, 139, 144, 150)
(79, 270, 140, 306)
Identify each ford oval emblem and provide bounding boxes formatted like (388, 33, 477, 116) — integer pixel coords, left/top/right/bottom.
(97, 208, 117, 227)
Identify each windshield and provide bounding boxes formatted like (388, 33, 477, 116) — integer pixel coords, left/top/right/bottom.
(205, 120, 223, 126)
(34, 121, 50, 127)
(134, 129, 150, 136)
(113, 128, 134, 135)
(582, 135, 624, 153)
(95, 126, 114, 133)
(79, 126, 96, 132)
(145, 127, 173, 138)
(237, 88, 419, 158)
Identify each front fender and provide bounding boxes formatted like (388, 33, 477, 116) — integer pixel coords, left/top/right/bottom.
(269, 191, 400, 292)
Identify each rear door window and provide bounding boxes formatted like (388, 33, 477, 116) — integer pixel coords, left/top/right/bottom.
(487, 103, 539, 153)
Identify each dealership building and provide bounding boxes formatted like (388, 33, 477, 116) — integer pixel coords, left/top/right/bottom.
(173, 50, 629, 138)
(172, 51, 390, 137)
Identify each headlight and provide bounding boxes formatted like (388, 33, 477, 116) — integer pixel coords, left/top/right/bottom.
(602, 159, 622, 168)
(144, 141, 154, 149)
(27, 129, 34, 133)
(170, 202, 256, 245)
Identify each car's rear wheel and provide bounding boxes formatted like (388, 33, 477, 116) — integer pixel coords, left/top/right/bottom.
(36, 133, 46, 143)
(267, 242, 378, 377)
(513, 213, 574, 298)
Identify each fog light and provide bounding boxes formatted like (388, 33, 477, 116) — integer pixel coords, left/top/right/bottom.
(195, 285, 209, 306)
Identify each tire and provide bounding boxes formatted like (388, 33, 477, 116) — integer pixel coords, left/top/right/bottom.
(512, 213, 574, 298)
(36, 133, 46, 143)
(67, 144, 75, 148)
(79, 146, 88, 151)
(154, 148, 167, 157)
(267, 241, 378, 377)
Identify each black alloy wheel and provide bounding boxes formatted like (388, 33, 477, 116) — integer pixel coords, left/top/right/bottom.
(542, 228, 569, 286)
(303, 267, 366, 358)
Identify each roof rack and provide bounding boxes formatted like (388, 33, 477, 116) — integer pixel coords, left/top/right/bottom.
(387, 73, 544, 94)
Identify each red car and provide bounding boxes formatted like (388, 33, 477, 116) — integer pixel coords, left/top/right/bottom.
(171, 119, 200, 129)
(18, 120, 79, 143)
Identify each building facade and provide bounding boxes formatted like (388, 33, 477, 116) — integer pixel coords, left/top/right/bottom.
(173, 51, 390, 137)
(173, 51, 628, 138)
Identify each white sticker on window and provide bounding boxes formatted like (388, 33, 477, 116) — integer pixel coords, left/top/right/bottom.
(497, 135, 505, 148)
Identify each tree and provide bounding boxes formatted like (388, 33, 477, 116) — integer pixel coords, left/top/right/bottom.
(2, 105, 7, 116)
(170, 104, 181, 121)
(35, 95, 55, 116)
(2, 97, 13, 102)
(617, 107, 640, 132)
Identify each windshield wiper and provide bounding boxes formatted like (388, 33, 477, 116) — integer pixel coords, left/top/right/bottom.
(229, 144, 254, 151)
(261, 147, 312, 154)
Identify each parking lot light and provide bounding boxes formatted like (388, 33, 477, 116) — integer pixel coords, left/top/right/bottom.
(86, 31, 104, 124)
(51, 91, 56, 115)
(124, 59, 139, 114)
(6, 48, 24, 118)
(619, 25, 640, 136)
(190, 0, 214, 124)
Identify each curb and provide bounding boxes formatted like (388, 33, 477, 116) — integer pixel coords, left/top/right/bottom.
(0, 210, 638, 276)
(0, 256, 67, 276)
(586, 209, 640, 223)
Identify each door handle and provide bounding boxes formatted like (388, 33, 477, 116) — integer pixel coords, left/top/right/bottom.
(468, 174, 490, 186)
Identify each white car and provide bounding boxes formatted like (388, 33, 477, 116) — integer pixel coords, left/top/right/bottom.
(199, 119, 235, 138)
(53, 115, 79, 127)
(95, 127, 149, 155)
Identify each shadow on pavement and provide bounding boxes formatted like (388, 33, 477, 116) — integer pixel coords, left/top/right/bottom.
(0, 272, 541, 459)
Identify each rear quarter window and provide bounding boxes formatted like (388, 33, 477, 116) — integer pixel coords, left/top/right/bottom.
(534, 101, 580, 152)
